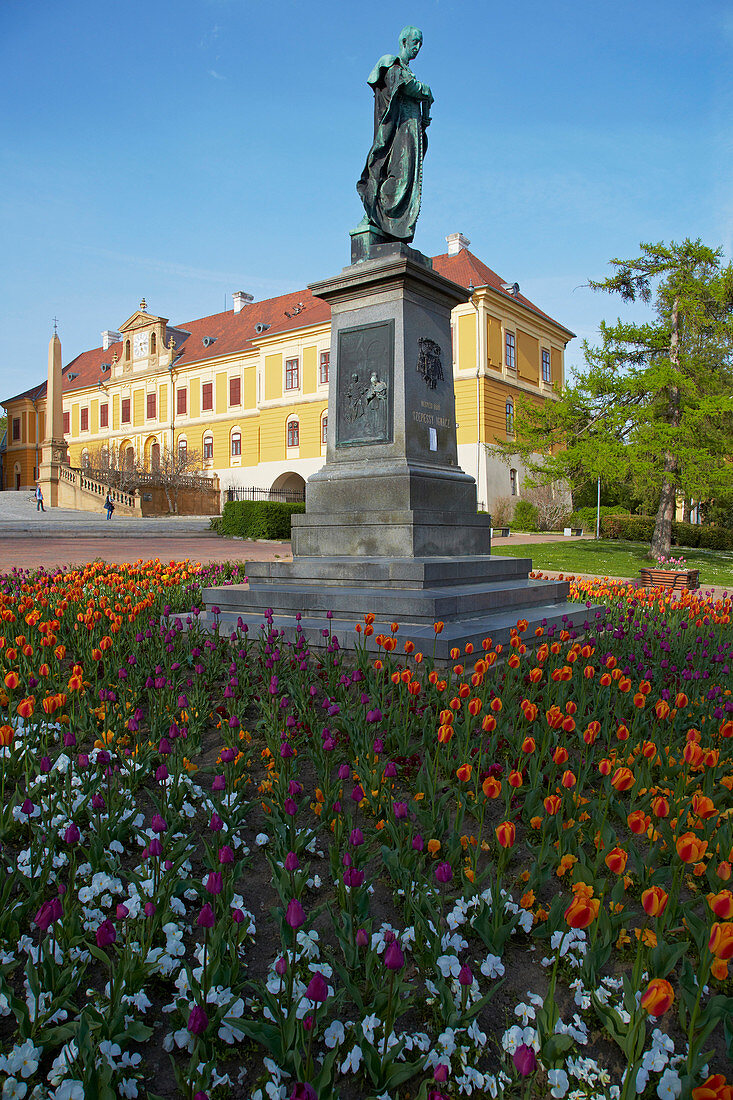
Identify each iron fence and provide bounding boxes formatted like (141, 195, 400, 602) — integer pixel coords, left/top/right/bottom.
(225, 486, 305, 504)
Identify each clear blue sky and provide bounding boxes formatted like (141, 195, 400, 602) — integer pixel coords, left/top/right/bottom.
(1, 0, 731, 400)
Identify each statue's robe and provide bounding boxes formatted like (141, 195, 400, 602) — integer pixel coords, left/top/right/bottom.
(356, 54, 431, 243)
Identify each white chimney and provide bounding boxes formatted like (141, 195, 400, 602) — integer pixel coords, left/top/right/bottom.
(101, 330, 121, 350)
(232, 291, 254, 314)
(446, 232, 470, 256)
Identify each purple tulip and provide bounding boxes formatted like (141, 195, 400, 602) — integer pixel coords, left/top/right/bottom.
(197, 903, 215, 929)
(63, 731, 76, 748)
(351, 785, 364, 803)
(116, 903, 129, 920)
(148, 838, 163, 857)
(344, 867, 365, 889)
(412, 833, 424, 851)
(349, 828, 364, 847)
(286, 899, 305, 929)
(211, 775, 226, 792)
(284, 851, 299, 872)
(34, 901, 55, 932)
(290, 1084, 317, 1100)
(187, 1005, 209, 1035)
(393, 801, 408, 819)
(63, 823, 80, 845)
(384, 940, 405, 971)
(144, 901, 156, 917)
(209, 813, 223, 832)
(218, 845, 234, 865)
(205, 872, 223, 895)
(96, 919, 116, 948)
(356, 928, 368, 948)
(458, 963, 473, 986)
(305, 972, 329, 1004)
(40, 756, 51, 774)
(283, 798, 298, 816)
(338, 764, 350, 780)
(21, 798, 35, 816)
(151, 814, 167, 833)
(384, 761, 397, 778)
(513, 1044, 537, 1076)
(434, 1063, 449, 1082)
(435, 862, 453, 884)
(275, 954, 288, 976)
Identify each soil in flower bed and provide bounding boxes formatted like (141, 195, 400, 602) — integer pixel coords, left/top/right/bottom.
(0, 559, 732, 1100)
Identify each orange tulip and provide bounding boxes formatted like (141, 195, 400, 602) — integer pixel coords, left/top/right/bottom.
(433, 621, 444, 634)
(482, 777, 501, 799)
(610, 767, 634, 792)
(564, 894, 600, 929)
(604, 847, 628, 874)
(627, 810, 650, 835)
(490, 697, 502, 713)
(691, 793, 716, 820)
(707, 890, 733, 920)
(684, 741, 704, 768)
(456, 763, 472, 782)
(642, 886, 669, 917)
(553, 746, 569, 765)
(708, 922, 733, 961)
(481, 715, 496, 732)
(495, 821, 516, 848)
(561, 770, 576, 789)
(652, 796, 670, 818)
(640, 978, 674, 1016)
(676, 832, 708, 863)
(16, 697, 34, 719)
(0, 725, 13, 748)
(468, 698, 482, 716)
(3, 671, 18, 690)
(692, 1074, 733, 1100)
(521, 737, 535, 754)
(717, 862, 732, 883)
(544, 795, 562, 815)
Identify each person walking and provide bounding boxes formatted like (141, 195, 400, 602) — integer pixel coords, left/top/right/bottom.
(104, 491, 114, 520)
(35, 484, 45, 512)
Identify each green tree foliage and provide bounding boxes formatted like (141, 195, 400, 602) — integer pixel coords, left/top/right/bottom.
(502, 240, 733, 557)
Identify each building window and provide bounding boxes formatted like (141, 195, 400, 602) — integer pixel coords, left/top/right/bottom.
(150, 332, 157, 354)
(203, 435, 213, 460)
(11, 417, 20, 441)
(146, 392, 156, 419)
(100, 403, 109, 428)
(510, 468, 518, 496)
(285, 358, 299, 390)
(63, 412, 70, 435)
(121, 398, 131, 424)
(321, 414, 328, 444)
(229, 376, 241, 406)
(506, 400, 514, 436)
(125, 340, 131, 361)
(80, 407, 89, 432)
(319, 351, 330, 384)
(231, 430, 241, 457)
(287, 419, 299, 447)
(177, 388, 187, 415)
(178, 438, 187, 461)
(202, 382, 213, 411)
(505, 331, 516, 370)
(542, 348, 551, 383)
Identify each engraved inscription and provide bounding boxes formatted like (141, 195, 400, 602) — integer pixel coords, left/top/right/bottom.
(416, 336, 444, 389)
(336, 320, 394, 446)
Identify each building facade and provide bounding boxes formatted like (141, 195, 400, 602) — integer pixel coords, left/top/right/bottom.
(1, 235, 574, 511)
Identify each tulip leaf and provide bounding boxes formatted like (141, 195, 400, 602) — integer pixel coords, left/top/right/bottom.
(542, 1032, 574, 1063)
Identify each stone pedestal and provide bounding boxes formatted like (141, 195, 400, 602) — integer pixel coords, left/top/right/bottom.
(202, 245, 597, 656)
(38, 439, 69, 508)
(293, 246, 491, 557)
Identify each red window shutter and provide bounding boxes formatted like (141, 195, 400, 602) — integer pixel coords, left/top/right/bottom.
(229, 377, 241, 406)
(100, 404, 109, 428)
(121, 398, 131, 423)
(63, 412, 70, 435)
(202, 382, 213, 411)
(80, 407, 89, 431)
(147, 393, 156, 419)
(177, 388, 187, 415)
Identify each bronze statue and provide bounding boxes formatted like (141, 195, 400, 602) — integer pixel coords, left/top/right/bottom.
(354, 26, 433, 246)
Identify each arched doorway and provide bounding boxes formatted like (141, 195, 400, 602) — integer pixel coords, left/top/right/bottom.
(143, 435, 159, 471)
(270, 471, 306, 502)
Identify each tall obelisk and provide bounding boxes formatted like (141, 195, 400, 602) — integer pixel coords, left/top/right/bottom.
(38, 331, 68, 506)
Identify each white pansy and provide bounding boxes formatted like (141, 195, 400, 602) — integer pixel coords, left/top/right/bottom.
(50, 1082, 84, 1100)
(514, 1001, 535, 1023)
(657, 1068, 682, 1099)
(255, 833, 269, 846)
(480, 954, 504, 979)
(436, 954, 461, 978)
(547, 1068, 570, 1098)
(2, 1079, 27, 1100)
(340, 1045, 363, 1074)
(324, 1020, 345, 1048)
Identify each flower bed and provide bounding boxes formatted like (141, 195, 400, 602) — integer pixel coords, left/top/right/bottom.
(0, 559, 732, 1100)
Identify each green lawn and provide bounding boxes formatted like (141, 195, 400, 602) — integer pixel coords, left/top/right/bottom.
(491, 538, 733, 587)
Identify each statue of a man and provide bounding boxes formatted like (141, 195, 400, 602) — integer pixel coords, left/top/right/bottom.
(355, 26, 433, 245)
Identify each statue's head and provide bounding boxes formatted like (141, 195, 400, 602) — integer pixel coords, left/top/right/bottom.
(398, 25, 423, 60)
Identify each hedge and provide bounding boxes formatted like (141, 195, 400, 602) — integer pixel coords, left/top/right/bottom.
(512, 500, 538, 530)
(569, 506, 631, 532)
(219, 500, 305, 540)
(600, 514, 733, 551)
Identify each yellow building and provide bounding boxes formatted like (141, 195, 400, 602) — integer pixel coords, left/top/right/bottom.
(1, 234, 573, 511)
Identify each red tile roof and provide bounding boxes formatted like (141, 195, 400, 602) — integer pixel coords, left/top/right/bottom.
(433, 249, 574, 336)
(2, 247, 572, 405)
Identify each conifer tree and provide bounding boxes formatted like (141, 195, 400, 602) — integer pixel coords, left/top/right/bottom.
(504, 240, 733, 557)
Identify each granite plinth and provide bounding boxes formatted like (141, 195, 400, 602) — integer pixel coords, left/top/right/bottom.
(200, 555, 595, 660)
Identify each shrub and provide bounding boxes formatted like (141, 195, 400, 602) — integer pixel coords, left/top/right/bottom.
(513, 500, 538, 530)
(219, 500, 305, 540)
(600, 513, 733, 550)
(491, 495, 513, 527)
(569, 506, 631, 533)
(523, 484, 571, 532)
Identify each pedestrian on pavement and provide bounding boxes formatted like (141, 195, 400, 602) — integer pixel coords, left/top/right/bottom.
(104, 491, 115, 520)
(35, 484, 45, 512)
